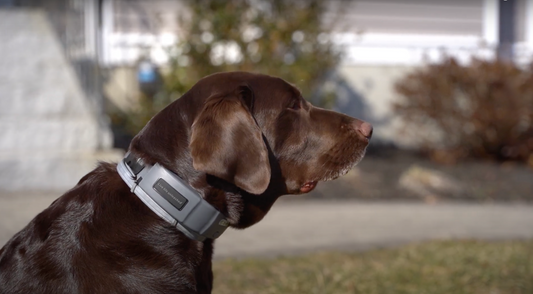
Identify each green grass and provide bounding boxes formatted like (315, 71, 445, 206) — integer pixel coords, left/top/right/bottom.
(213, 240, 533, 294)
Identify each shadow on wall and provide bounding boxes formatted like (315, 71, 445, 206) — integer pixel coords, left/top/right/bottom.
(316, 72, 394, 150)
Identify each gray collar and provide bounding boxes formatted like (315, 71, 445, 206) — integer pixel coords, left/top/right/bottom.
(116, 154, 229, 242)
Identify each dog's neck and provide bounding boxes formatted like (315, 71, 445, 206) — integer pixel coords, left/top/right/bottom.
(200, 143, 287, 229)
(117, 154, 231, 241)
(127, 106, 288, 230)
(123, 147, 286, 233)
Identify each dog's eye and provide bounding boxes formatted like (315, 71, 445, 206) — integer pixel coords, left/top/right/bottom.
(289, 100, 301, 110)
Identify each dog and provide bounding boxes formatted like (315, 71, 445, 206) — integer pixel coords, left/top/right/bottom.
(0, 72, 372, 293)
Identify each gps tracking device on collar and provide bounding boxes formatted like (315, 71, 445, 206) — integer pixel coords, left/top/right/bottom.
(117, 153, 229, 242)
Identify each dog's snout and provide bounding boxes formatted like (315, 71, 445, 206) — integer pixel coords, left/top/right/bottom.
(354, 121, 373, 139)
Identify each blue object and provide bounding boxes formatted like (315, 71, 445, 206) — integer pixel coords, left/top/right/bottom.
(137, 61, 157, 83)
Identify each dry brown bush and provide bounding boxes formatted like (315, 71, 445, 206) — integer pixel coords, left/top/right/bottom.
(394, 57, 533, 165)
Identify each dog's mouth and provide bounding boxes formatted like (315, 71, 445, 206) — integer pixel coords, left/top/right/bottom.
(294, 140, 369, 194)
(311, 148, 367, 186)
(300, 181, 318, 193)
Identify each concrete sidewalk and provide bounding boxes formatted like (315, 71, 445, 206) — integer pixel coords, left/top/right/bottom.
(1, 193, 532, 259)
(215, 200, 533, 258)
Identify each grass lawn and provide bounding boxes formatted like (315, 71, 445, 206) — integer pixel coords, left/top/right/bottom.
(213, 240, 533, 294)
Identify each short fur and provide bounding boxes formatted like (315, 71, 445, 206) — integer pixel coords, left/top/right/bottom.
(0, 72, 371, 294)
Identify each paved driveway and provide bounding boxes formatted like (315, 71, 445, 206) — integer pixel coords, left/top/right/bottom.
(1, 193, 532, 259)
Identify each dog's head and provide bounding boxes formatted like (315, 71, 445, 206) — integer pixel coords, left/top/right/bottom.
(130, 72, 371, 227)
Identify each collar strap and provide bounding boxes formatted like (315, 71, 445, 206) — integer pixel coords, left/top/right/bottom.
(117, 153, 229, 242)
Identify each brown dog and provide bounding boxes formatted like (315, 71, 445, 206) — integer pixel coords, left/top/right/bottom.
(0, 72, 372, 294)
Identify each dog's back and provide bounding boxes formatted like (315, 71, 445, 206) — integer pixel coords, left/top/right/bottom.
(0, 163, 210, 294)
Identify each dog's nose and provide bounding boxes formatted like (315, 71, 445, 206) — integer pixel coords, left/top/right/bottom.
(355, 121, 373, 139)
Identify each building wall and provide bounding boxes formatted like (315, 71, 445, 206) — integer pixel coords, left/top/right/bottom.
(333, 65, 416, 146)
(113, 0, 184, 34)
(327, 0, 484, 35)
(0, 9, 122, 192)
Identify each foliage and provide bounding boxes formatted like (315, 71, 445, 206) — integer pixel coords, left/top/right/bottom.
(213, 240, 533, 294)
(394, 57, 533, 165)
(115, 0, 342, 136)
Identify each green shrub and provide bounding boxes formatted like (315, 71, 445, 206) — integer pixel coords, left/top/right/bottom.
(394, 57, 533, 165)
(113, 0, 342, 136)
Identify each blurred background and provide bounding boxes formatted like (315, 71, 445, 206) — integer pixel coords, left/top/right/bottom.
(0, 0, 532, 293)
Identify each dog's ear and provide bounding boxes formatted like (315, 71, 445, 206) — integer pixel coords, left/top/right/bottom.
(189, 85, 271, 195)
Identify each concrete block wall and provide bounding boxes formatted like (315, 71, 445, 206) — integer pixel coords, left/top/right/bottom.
(0, 9, 122, 192)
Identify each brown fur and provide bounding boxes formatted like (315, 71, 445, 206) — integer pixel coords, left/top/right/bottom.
(0, 72, 372, 293)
